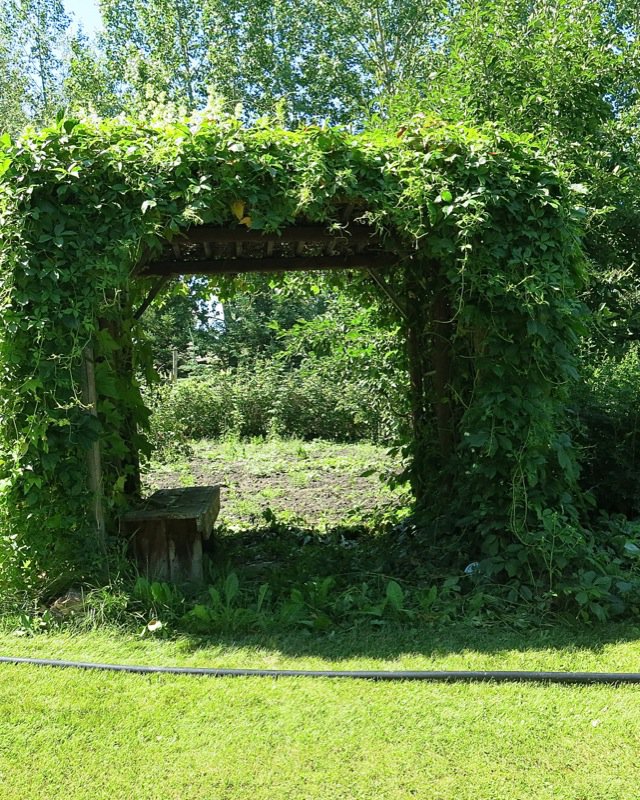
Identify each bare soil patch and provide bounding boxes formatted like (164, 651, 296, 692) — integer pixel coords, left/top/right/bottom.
(144, 438, 409, 528)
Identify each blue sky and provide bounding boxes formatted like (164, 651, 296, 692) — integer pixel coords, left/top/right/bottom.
(64, 0, 103, 35)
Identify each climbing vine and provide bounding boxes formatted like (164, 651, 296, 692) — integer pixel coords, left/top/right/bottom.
(0, 110, 609, 610)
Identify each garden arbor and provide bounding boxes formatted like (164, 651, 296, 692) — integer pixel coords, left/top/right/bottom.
(0, 114, 587, 594)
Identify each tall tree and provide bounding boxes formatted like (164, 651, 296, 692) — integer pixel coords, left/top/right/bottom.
(97, 0, 447, 121)
(64, 30, 121, 119)
(0, 11, 29, 135)
(99, 0, 207, 110)
(3, 0, 71, 127)
(424, 0, 638, 140)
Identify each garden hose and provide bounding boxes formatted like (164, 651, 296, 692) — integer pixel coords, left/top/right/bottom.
(1, 655, 640, 684)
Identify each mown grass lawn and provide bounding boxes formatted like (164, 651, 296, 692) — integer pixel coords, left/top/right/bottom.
(4, 440, 639, 798)
(2, 624, 640, 799)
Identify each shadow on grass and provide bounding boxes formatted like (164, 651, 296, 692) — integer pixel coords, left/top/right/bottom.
(153, 521, 640, 662)
(166, 622, 640, 664)
(207, 518, 461, 586)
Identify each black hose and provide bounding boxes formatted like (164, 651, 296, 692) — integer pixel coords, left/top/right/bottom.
(1, 655, 640, 684)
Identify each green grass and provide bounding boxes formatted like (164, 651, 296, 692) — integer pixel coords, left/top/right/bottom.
(2, 624, 640, 799)
(7, 439, 637, 797)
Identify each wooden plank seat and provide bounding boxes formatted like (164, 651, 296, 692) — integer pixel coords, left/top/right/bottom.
(122, 485, 221, 584)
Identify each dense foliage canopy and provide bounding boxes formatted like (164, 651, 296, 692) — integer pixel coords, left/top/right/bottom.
(2, 0, 640, 620)
(3, 0, 639, 338)
(0, 110, 592, 606)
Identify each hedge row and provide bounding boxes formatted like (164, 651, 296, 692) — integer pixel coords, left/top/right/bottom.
(146, 361, 404, 458)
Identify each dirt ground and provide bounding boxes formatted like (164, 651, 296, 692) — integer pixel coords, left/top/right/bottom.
(144, 438, 410, 529)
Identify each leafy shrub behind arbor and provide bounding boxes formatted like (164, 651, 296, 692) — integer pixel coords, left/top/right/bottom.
(147, 359, 403, 458)
(575, 344, 640, 517)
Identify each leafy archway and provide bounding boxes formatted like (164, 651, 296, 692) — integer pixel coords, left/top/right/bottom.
(0, 112, 587, 600)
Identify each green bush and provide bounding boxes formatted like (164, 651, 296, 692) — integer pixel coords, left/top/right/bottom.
(229, 362, 281, 438)
(145, 377, 232, 461)
(574, 343, 640, 517)
(146, 360, 401, 458)
(270, 367, 362, 441)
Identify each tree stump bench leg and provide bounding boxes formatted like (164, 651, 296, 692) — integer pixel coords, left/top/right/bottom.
(122, 486, 220, 584)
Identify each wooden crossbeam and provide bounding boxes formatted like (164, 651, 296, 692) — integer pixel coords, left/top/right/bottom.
(367, 269, 408, 321)
(134, 275, 170, 319)
(142, 252, 398, 276)
(177, 224, 377, 246)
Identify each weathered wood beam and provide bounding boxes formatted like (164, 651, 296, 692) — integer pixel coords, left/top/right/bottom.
(177, 224, 377, 246)
(367, 269, 408, 321)
(134, 275, 170, 319)
(142, 253, 398, 276)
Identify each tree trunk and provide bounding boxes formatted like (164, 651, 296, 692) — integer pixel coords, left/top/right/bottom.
(431, 286, 455, 461)
(81, 346, 106, 552)
(404, 268, 430, 499)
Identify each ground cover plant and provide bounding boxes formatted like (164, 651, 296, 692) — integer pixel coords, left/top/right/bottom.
(2, 624, 640, 799)
(6, 436, 597, 636)
(49, 437, 618, 636)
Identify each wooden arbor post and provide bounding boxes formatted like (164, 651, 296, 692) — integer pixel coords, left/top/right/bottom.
(404, 261, 456, 500)
(430, 280, 455, 460)
(100, 295, 143, 501)
(81, 345, 106, 551)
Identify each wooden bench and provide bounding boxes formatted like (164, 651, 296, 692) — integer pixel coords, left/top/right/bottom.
(122, 485, 221, 584)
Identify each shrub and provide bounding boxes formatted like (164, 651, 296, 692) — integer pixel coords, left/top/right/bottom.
(574, 343, 640, 517)
(146, 359, 402, 457)
(229, 362, 281, 438)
